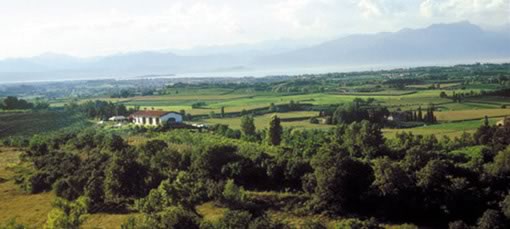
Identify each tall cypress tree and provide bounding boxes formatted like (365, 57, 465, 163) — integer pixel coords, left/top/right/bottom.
(417, 106, 423, 121)
(268, 115, 283, 146)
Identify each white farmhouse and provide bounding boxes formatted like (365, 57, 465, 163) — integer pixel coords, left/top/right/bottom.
(130, 110, 183, 126)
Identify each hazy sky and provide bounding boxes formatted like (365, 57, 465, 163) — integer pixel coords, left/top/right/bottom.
(1, 0, 508, 59)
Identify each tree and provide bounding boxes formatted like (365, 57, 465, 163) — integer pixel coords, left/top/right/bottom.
(268, 115, 283, 146)
(310, 147, 374, 213)
(122, 206, 200, 229)
(448, 221, 470, 229)
(417, 106, 423, 121)
(104, 150, 148, 202)
(240, 115, 256, 137)
(488, 147, 510, 176)
(372, 157, 411, 196)
(222, 179, 246, 208)
(102, 134, 127, 152)
(44, 197, 89, 229)
(477, 209, 505, 229)
(500, 194, 510, 219)
(218, 210, 253, 229)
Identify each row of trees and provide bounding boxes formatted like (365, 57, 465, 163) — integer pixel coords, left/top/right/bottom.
(0, 96, 49, 110)
(64, 100, 131, 120)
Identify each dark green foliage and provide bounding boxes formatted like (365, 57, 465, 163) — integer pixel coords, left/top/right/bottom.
(310, 147, 374, 214)
(209, 124, 242, 139)
(192, 145, 240, 180)
(487, 147, 510, 176)
(301, 220, 326, 229)
(136, 172, 207, 210)
(54, 178, 81, 200)
(218, 210, 252, 229)
(334, 218, 382, 229)
(372, 157, 412, 196)
(267, 115, 282, 146)
(66, 100, 129, 120)
(0, 96, 33, 110)
(477, 209, 505, 229)
(104, 150, 148, 202)
(332, 98, 389, 125)
(501, 194, 510, 219)
(448, 221, 470, 229)
(121, 206, 200, 229)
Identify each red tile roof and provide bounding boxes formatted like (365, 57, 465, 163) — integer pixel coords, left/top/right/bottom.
(131, 110, 177, 117)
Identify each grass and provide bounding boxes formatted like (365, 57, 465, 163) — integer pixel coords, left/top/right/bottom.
(0, 147, 138, 228)
(0, 147, 53, 227)
(435, 108, 510, 121)
(82, 213, 140, 229)
(202, 111, 327, 130)
(383, 118, 499, 138)
(196, 202, 228, 224)
(450, 145, 486, 159)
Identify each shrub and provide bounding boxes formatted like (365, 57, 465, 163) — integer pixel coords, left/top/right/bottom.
(222, 179, 246, 208)
(448, 220, 470, 229)
(333, 218, 382, 229)
(477, 209, 505, 229)
(218, 210, 252, 229)
(44, 197, 89, 229)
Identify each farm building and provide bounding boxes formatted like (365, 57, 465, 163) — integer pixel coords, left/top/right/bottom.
(108, 116, 127, 122)
(130, 110, 183, 126)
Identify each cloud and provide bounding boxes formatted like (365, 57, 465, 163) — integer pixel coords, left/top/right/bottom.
(0, 0, 508, 58)
(420, 0, 510, 25)
(358, 0, 383, 18)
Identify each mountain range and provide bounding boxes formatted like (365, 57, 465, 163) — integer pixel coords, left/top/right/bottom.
(1, 21, 509, 83)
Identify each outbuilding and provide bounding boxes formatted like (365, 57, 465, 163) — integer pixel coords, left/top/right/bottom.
(108, 116, 127, 122)
(130, 110, 183, 126)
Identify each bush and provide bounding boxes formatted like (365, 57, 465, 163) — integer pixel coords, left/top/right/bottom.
(333, 218, 382, 229)
(301, 219, 326, 229)
(309, 117, 319, 124)
(218, 210, 252, 229)
(44, 197, 89, 229)
(222, 179, 246, 208)
(54, 178, 81, 200)
(501, 194, 510, 219)
(25, 171, 55, 193)
(477, 209, 505, 229)
(0, 218, 27, 229)
(448, 220, 470, 229)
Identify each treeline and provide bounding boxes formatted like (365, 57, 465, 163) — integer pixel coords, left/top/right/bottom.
(11, 117, 510, 228)
(0, 96, 49, 110)
(64, 100, 133, 120)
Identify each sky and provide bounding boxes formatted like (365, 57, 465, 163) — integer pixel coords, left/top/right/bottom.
(0, 0, 509, 59)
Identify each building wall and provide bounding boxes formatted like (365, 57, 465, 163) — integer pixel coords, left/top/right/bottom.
(161, 113, 183, 123)
(132, 113, 182, 126)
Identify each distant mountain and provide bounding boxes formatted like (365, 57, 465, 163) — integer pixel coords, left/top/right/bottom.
(255, 21, 510, 67)
(0, 21, 509, 83)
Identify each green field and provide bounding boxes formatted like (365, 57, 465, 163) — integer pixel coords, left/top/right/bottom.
(202, 111, 328, 130)
(45, 86, 509, 138)
(383, 118, 500, 138)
